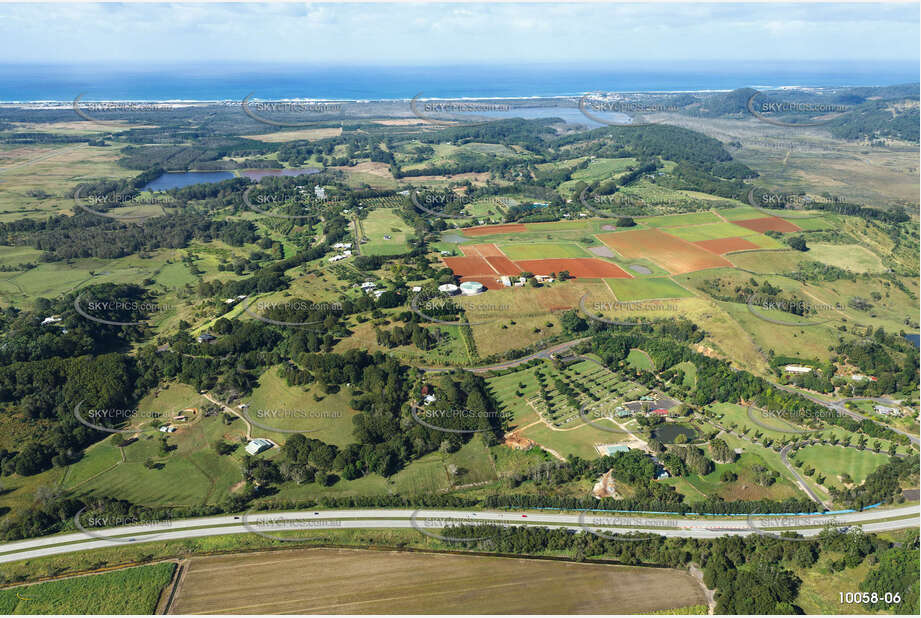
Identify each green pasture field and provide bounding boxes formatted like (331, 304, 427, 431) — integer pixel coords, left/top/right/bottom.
(637, 212, 721, 228)
(663, 222, 760, 242)
(465, 197, 507, 219)
(518, 421, 622, 460)
(499, 242, 590, 259)
(0, 563, 175, 615)
(460, 142, 518, 157)
(243, 366, 360, 447)
(740, 235, 786, 249)
(0, 142, 134, 222)
(0, 245, 42, 266)
(626, 348, 655, 371)
(804, 243, 886, 273)
(726, 250, 805, 273)
(524, 220, 601, 232)
(68, 382, 244, 506)
(360, 207, 412, 256)
(0, 251, 173, 307)
(558, 157, 638, 194)
(791, 444, 891, 489)
(707, 402, 809, 438)
(606, 277, 695, 301)
(786, 216, 833, 231)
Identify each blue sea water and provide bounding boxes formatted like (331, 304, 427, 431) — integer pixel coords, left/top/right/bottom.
(904, 334, 920, 348)
(0, 63, 917, 101)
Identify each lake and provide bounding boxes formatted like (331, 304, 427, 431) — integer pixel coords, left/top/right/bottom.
(143, 171, 235, 191)
(904, 333, 920, 348)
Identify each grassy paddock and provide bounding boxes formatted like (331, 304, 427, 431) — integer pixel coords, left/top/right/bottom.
(0, 563, 174, 615)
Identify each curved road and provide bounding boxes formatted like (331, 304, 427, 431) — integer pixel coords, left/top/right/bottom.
(780, 444, 830, 508)
(0, 505, 917, 565)
(773, 384, 919, 446)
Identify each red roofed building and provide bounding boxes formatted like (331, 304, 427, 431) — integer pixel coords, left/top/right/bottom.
(652, 409, 669, 417)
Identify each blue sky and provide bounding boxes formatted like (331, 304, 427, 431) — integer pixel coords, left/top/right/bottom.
(0, 2, 917, 65)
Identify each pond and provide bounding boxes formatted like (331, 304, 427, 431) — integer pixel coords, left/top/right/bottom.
(651, 423, 698, 444)
(142, 171, 235, 191)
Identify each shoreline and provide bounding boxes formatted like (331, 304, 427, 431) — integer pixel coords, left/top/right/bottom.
(0, 83, 901, 105)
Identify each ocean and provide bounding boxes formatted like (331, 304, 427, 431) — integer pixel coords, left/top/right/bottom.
(0, 62, 917, 102)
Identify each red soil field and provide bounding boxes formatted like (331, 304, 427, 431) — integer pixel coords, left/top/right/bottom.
(733, 216, 802, 233)
(597, 229, 731, 274)
(693, 237, 761, 254)
(514, 258, 631, 278)
(442, 256, 497, 276)
(486, 256, 522, 276)
(460, 243, 505, 257)
(462, 223, 528, 237)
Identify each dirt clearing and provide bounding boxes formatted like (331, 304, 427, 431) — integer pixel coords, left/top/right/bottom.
(169, 548, 706, 614)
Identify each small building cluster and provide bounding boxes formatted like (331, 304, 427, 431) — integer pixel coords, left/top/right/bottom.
(358, 280, 386, 299)
(874, 405, 902, 417)
(245, 438, 274, 455)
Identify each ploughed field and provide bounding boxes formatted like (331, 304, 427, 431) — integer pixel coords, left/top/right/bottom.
(169, 548, 706, 614)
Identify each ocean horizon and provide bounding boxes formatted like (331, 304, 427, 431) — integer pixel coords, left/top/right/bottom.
(0, 62, 917, 102)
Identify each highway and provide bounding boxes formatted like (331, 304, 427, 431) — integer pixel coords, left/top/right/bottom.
(1, 505, 917, 565)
